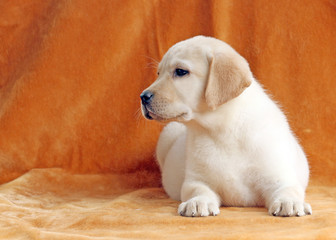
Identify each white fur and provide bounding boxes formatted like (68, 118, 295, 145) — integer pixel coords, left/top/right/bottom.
(142, 36, 311, 217)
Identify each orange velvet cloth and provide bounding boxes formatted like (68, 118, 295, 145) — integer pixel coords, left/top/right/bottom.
(0, 0, 335, 239)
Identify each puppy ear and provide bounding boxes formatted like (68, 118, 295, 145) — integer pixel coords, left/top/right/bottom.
(205, 52, 252, 109)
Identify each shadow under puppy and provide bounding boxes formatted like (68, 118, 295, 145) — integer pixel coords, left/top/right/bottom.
(140, 36, 312, 217)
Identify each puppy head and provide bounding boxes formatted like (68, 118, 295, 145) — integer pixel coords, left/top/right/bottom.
(140, 36, 252, 122)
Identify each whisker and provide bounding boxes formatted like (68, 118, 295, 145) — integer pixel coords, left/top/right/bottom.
(143, 55, 159, 69)
(145, 62, 159, 69)
(134, 107, 141, 119)
(144, 55, 159, 64)
(134, 107, 143, 127)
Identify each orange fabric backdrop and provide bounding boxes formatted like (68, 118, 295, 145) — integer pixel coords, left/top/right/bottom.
(0, 0, 335, 185)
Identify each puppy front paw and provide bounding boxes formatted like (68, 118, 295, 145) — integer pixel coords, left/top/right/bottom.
(268, 200, 312, 217)
(178, 196, 220, 217)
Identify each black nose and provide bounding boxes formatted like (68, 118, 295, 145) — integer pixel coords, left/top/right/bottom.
(140, 91, 154, 105)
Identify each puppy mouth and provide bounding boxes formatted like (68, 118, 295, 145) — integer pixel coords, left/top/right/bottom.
(142, 106, 188, 122)
(145, 111, 153, 120)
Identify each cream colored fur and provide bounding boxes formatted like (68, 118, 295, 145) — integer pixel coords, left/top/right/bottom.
(141, 36, 311, 217)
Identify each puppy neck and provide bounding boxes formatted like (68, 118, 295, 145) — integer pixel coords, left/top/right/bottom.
(185, 79, 257, 133)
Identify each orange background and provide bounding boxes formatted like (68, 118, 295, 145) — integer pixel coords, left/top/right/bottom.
(0, 0, 335, 185)
(0, 1, 335, 238)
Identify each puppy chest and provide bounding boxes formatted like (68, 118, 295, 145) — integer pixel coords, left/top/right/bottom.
(187, 137, 262, 206)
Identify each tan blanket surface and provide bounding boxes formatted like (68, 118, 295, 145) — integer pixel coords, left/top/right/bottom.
(0, 0, 335, 239)
(1, 169, 335, 240)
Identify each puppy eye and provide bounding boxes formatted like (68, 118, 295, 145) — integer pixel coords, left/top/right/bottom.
(174, 68, 189, 77)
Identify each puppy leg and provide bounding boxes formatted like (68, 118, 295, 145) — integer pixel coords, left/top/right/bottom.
(156, 122, 187, 201)
(156, 122, 186, 170)
(267, 185, 312, 217)
(178, 181, 220, 217)
(257, 137, 311, 217)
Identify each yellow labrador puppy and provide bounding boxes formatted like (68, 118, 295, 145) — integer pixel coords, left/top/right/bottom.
(140, 36, 312, 217)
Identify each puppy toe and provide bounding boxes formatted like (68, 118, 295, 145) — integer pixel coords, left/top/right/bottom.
(269, 201, 282, 216)
(196, 200, 209, 217)
(279, 201, 294, 217)
(178, 202, 187, 216)
(304, 202, 312, 215)
(293, 202, 305, 216)
(185, 200, 197, 217)
(208, 202, 220, 216)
